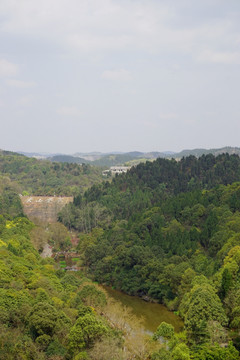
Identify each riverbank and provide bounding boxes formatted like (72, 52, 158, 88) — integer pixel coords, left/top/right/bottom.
(103, 286, 183, 334)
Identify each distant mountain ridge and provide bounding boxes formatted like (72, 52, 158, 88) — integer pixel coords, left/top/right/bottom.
(173, 146, 240, 159)
(47, 154, 90, 164)
(15, 146, 240, 167)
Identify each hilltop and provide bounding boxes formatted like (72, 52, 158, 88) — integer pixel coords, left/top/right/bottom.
(17, 146, 240, 168)
(0, 150, 103, 196)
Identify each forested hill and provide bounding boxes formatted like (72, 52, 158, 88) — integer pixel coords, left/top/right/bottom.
(113, 153, 240, 193)
(1, 152, 240, 358)
(1, 179, 158, 359)
(59, 153, 240, 231)
(48, 154, 90, 164)
(173, 146, 240, 159)
(0, 151, 103, 196)
(58, 153, 240, 357)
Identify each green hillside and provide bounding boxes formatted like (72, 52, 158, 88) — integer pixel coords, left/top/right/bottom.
(1, 181, 161, 360)
(2, 151, 240, 358)
(172, 146, 240, 159)
(91, 153, 139, 167)
(0, 152, 103, 196)
(58, 153, 240, 358)
(48, 155, 91, 164)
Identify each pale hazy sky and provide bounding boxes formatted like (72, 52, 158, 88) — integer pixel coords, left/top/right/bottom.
(0, 0, 240, 154)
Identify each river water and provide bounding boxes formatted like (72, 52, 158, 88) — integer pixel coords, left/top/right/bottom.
(56, 254, 184, 334)
(104, 286, 184, 334)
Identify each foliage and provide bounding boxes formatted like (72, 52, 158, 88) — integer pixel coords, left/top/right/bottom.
(0, 152, 103, 196)
(57, 153, 240, 357)
(153, 322, 174, 340)
(75, 284, 107, 309)
(182, 284, 227, 342)
(68, 313, 108, 354)
(49, 222, 71, 251)
(0, 185, 123, 359)
(28, 302, 59, 337)
(2, 153, 240, 358)
(192, 342, 239, 360)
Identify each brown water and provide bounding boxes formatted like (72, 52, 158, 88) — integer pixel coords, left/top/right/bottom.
(104, 286, 183, 334)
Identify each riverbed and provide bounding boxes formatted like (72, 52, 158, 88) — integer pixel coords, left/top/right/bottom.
(104, 286, 183, 334)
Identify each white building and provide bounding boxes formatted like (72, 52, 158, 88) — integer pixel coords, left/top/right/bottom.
(102, 166, 131, 176)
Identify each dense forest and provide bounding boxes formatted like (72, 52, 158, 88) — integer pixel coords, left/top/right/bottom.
(1, 180, 167, 360)
(58, 154, 240, 358)
(2, 152, 240, 358)
(0, 151, 103, 196)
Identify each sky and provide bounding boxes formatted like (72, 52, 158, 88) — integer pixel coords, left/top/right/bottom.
(0, 0, 240, 154)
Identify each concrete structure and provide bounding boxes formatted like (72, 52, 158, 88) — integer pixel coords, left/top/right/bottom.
(21, 196, 73, 223)
(102, 166, 131, 176)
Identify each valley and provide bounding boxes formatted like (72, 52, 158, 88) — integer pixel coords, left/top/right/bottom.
(1, 150, 240, 359)
(1, 1, 239, 358)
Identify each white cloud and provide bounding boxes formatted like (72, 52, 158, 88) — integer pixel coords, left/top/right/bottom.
(142, 113, 178, 128)
(56, 106, 81, 117)
(67, 33, 133, 52)
(101, 69, 131, 81)
(142, 120, 158, 129)
(0, 59, 18, 77)
(0, 0, 239, 58)
(17, 95, 33, 106)
(158, 113, 178, 120)
(6, 79, 37, 88)
(0, 0, 202, 54)
(0, 1, 240, 154)
(197, 50, 240, 65)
